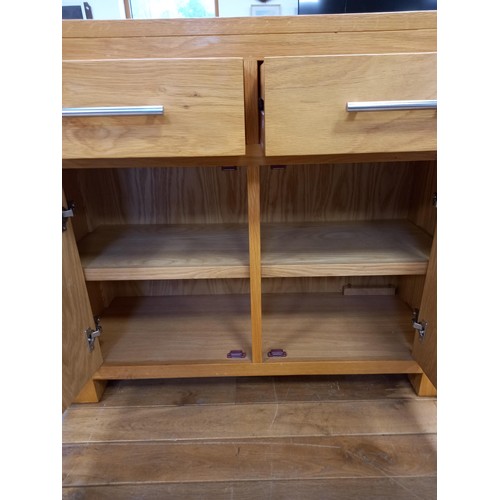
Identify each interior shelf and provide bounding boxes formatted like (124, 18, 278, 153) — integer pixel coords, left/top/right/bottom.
(98, 295, 252, 364)
(261, 220, 432, 277)
(262, 293, 415, 361)
(78, 224, 250, 280)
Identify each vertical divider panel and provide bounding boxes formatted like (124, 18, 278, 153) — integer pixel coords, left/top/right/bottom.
(244, 57, 264, 363)
(247, 164, 263, 363)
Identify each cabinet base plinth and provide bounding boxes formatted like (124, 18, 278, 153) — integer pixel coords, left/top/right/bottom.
(408, 373, 436, 397)
(74, 379, 108, 403)
(94, 360, 422, 380)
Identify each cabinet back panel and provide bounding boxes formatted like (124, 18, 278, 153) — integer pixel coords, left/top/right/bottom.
(71, 167, 248, 229)
(110, 279, 250, 297)
(262, 277, 399, 295)
(261, 163, 416, 223)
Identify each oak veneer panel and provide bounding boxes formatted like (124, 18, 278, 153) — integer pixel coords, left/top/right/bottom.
(261, 220, 432, 277)
(62, 477, 436, 500)
(62, 58, 245, 158)
(78, 224, 249, 280)
(62, 192, 103, 412)
(261, 162, 415, 224)
(62, 12, 437, 38)
(264, 53, 436, 156)
(247, 164, 263, 363)
(99, 295, 251, 364)
(62, 434, 437, 485)
(262, 276, 398, 294)
(63, 30, 437, 60)
(412, 232, 437, 387)
(72, 167, 248, 231)
(262, 294, 414, 361)
(95, 359, 421, 379)
(63, 399, 436, 443)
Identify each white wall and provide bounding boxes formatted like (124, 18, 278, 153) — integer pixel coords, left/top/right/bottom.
(218, 0, 298, 17)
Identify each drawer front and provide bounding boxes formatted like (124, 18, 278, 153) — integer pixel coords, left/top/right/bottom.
(63, 58, 245, 158)
(264, 53, 436, 156)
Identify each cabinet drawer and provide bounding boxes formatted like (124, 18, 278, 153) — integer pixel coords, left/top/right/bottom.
(263, 53, 436, 156)
(62, 58, 245, 159)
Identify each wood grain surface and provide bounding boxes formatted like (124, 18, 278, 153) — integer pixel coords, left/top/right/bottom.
(62, 192, 102, 412)
(63, 399, 436, 443)
(261, 220, 432, 277)
(62, 374, 436, 497)
(264, 53, 436, 156)
(62, 12, 437, 38)
(262, 293, 414, 361)
(63, 58, 245, 158)
(78, 224, 250, 280)
(98, 295, 251, 364)
(260, 162, 416, 223)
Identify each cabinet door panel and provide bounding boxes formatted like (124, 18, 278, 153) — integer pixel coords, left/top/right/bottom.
(62, 192, 103, 412)
(62, 58, 245, 159)
(264, 52, 436, 156)
(412, 231, 437, 387)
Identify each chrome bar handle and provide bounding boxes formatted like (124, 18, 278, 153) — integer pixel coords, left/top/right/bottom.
(346, 100, 437, 112)
(62, 105, 164, 117)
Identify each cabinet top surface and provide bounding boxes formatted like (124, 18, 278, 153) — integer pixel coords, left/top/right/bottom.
(62, 11, 436, 38)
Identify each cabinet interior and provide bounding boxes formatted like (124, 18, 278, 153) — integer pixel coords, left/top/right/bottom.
(63, 159, 435, 369)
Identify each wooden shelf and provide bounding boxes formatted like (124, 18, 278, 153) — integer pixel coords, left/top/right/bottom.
(98, 293, 413, 366)
(262, 293, 415, 361)
(78, 224, 249, 281)
(261, 220, 432, 277)
(99, 295, 252, 365)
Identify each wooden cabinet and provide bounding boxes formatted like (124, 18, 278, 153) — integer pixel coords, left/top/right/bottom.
(62, 12, 437, 411)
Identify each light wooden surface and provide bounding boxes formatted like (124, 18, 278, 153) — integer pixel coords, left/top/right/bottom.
(95, 359, 421, 380)
(78, 224, 250, 280)
(264, 52, 436, 156)
(98, 295, 251, 364)
(63, 58, 245, 158)
(262, 293, 414, 361)
(62, 374, 436, 498)
(62, 12, 437, 38)
(261, 220, 432, 277)
(66, 167, 248, 231)
(412, 231, 437, 387)
(62, 192, 103, 412)
(260, 162, 418, 223)
(95, 293, 415, 367)
(247, 164, 263, 363)
(63, 30, 437, 61)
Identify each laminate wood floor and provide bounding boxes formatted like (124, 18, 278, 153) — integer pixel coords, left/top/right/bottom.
(62, 374, 436, 499)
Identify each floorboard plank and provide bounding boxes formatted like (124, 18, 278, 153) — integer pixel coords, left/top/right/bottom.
(63, 399, 436, 443)
(63, 477, 437, 500)
(62, 434, 437, 486)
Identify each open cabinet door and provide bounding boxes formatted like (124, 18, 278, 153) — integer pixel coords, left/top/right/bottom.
(412, 231, 437, 388)
(62, 191, 102, 412)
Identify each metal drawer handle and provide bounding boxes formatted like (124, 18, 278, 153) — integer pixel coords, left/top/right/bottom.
(62, 105, 164, 117)
(346, 100, 437, 112)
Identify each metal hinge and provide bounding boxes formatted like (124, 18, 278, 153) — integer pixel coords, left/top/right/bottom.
(412, 309, 427, 341)
(85, 317, 102, 352)
(432, 192, 437, 207)
(62, 201, 75, 232)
